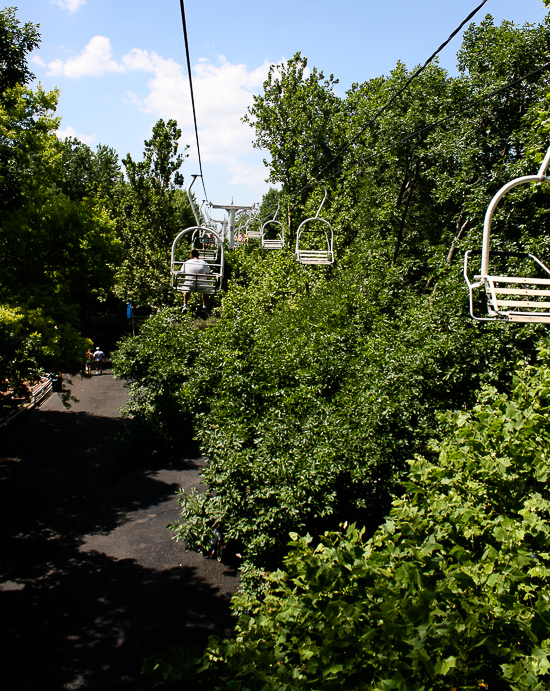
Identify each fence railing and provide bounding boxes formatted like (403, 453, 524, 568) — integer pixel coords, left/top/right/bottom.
(0, 375, 54, 427)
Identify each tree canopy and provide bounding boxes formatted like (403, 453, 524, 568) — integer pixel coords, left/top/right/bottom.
(115, 118, 195, 308)
(0, 8, 193, 401)
(0, 6, 40, 100)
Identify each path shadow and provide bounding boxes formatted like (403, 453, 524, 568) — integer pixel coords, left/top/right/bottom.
(0, 402, 238, 690)
(2, 551, 235, 690)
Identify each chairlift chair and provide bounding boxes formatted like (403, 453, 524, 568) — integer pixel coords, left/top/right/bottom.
(261, 203, 285, 249)
(295, 186, 334, 265)
(464, 145, 550, 323)
(170, 225, 224, 294)
(191, 227, 219, 262)
(245, 207, 262, 240)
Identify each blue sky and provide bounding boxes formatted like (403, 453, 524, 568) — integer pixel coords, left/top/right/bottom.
(19, 0, 549, 207)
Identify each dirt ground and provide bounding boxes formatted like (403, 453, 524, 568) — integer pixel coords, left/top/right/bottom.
(0, 369, 239, 690)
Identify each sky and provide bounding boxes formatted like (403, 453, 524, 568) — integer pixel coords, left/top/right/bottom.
(18, 0, 549, 207)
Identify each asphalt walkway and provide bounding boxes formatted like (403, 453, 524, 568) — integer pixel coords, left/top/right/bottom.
(0, 370, 238, 690)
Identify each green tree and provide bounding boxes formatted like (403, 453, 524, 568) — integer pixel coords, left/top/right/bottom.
(0, 7, 40, 102)
(421, 14, 550, 286)
(0, 9, 122, 395)
(115, 118, 195, 308)
(0, 86, 122, 316)
(57, 136, 123, 205)
(258, 187, 280, 223)
(244, 53, 343, 237)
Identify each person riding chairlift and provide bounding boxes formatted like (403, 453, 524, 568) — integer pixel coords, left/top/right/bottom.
(181, 248, 210, 313)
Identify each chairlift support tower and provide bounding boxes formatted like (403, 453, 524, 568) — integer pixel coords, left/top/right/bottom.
(211, 203, 255, 249)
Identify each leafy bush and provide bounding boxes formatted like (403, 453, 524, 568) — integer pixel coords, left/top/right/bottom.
(0, 304, 91, 400)
(160, 346, 550, 690)
(114, 238, 539, 580)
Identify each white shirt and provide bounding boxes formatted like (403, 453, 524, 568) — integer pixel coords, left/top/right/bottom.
(182, 257, 210, 275)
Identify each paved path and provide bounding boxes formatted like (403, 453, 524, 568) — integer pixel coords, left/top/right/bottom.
(0, 371, 238, 690)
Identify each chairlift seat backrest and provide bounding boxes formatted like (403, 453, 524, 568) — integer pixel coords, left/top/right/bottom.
(198, 248, 218, 262)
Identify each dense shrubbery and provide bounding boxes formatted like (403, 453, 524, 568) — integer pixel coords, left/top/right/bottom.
(117, 241, 541, 576)
(146, 346, 550, 690)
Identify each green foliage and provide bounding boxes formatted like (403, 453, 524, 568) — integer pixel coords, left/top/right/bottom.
(0, 8, 122, 397)
(0, 7, 40, 101)
(57, 136, 123, 206)
(165, 349, 550, 690)
(119, 16, 550, 587)
(0, 82, 60, 212)
(244, 52, 341, 191)
(244, 53, 343, 235)
(142, 646, 204, 689)
(113, 18, 550, 686)
(115, 119, 195, 308)
(0, 304, 91, 398)
(113, 308, 204, 447)
(258, 187, 280, 223)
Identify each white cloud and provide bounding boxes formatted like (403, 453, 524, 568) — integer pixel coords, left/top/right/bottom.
(43, 37, 277, 176)
(125, 52, 272, 167)
(56, 125, 97, 145)
(52, 0, 86, 13)
(47, 36, 124, 78)
(227, 162, 270, 189)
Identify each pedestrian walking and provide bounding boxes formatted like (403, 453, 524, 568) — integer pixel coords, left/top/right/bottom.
(93, 347, 105, 375)
(85, 348, 94, 375)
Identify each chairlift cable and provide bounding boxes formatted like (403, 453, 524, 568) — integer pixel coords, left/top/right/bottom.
(179, 0, 208, 202)
(289, 0, 490, 202)
(311, 0, 490, 186)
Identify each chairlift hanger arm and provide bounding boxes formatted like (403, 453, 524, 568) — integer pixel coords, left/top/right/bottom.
(311, 185, 328, 219)
(481, 146, 550, 276)
(187, 175, 201, 226)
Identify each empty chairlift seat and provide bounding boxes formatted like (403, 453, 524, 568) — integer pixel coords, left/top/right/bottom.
(464, 145, 550, 323)
(295, 186, 334, 265)
(261, 204, 285, 249)
(245, 214, 262, 240)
